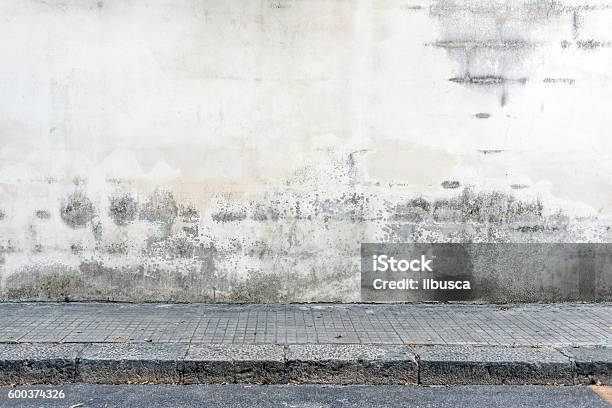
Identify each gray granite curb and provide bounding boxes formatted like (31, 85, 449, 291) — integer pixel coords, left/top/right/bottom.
(286, 345, 418, 385)
(78, 343, 188, 384)
(417, 345, 574, 385)
(559, 346, 611, 385)
(184, 344, 286, 384)
(0, 343, 84, 385)
(0, 343, 609, 385)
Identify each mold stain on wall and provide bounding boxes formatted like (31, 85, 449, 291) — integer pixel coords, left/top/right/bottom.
(428, 0, 610, 105)
(0, 147, 610, 303)
(60, 191, 96, 229)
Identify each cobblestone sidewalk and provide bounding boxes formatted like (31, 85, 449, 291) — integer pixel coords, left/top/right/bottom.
(0, 303, 609, 347)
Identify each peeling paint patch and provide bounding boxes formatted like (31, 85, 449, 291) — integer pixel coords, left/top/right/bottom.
(60, 191, 96, 228)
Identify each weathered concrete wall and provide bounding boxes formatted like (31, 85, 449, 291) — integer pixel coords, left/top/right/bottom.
(0, 0, 611, 302)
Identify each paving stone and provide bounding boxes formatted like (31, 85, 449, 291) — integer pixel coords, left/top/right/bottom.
(0, 343, 83, 385)
(286, 345, 418, 385)
(417, 345, 574, 385)
(0, 303, 608, 347)
(78, 343, 187, 384)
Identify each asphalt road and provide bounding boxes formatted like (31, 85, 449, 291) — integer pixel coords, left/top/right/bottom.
(0, 385, 610, 408)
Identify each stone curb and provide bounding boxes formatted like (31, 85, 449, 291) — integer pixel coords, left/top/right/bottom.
(417, 345, 573, 385)
(0, 343, 83, 385)
(184, 344, 286, 384)
(78, 343, 188, 384)
(286, 344, 418, 385)
(558, 346, 612, 385)
(0, 343, 608, 385)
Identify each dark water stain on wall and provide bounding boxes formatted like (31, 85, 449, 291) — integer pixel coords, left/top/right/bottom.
(60, 191, 96, 228)
(140, 189, 178, 237)
(429, 0, 568, 105)
(431, 187, 543, 224)
(179, 205, 199, 222)
(109, 194, 138, 226)
(392, 197, 431, 222)
(441, 180, 460, 189)
(1, 180, 610, 303)
(576, 40, 611, 49)
(35, 210, 51, 220)
(515, 224, 558, 233)
(228, 264, 356, 304)
(3, 264, 86, 302)
(211, 210, 247, 223)
(320, 193, 369, 222)
(251, 202, 281, 222)
(104, 242, 128, 255)
(179, 204, 199, 236)
(146, 234, 215, 261)
(91, 220, 103, 241)
(3, 255, 221, 302)
(2, 150, 610, 303)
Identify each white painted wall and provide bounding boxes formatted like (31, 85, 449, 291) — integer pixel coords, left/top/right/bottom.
(0, 0, 611, 302)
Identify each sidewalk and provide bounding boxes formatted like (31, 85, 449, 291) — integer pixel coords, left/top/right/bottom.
(0, 303, 609, 385)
